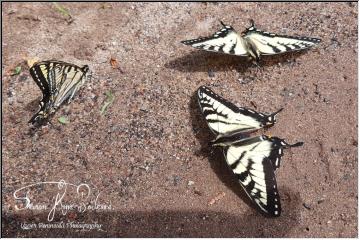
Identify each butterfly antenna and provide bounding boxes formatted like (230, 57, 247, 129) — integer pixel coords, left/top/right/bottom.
(292, 142, 304, 147)
(283, 140, 304, 148)
(270, 108, 284, 117)
(249, 19, 255, 28)
(220, 21, 227, 27)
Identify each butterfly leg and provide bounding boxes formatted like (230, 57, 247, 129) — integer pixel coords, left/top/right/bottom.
(249, 59, 262, 76)
(253, 60, 261, 68)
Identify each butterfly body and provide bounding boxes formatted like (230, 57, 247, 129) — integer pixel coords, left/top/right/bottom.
(182, 20, 321, 62)
(197, 86, 303, 217)
(29, 60, 89, 124)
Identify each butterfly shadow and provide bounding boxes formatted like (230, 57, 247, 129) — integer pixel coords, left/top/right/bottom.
(24, 97, 41, 114)
(165, 50, 308, 74)
(165, 51, 251, 73)
(260, 51, 309, 67)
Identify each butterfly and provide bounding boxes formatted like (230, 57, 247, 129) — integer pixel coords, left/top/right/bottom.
(182, 20, 321, 62)
(197, 86, 303, 217)
(29, 60, 89, 124)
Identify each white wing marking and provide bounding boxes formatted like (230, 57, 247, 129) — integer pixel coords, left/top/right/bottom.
(246, 31, 321, 55)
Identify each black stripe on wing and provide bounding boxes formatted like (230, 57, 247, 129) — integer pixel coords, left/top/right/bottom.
(197, 86, 282, 131)
(29, 63, 52, 124)
(29, 64, 51, 98)
(181, 22, 235, 46)
(242, 23, 321, 44)
(36, 60, 89, 71)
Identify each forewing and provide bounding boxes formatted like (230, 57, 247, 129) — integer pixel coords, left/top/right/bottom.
(181, 23, 248, 56)
(197, 86, 277, 136)
(52, 63, 88, 107)
(244, 27, 321, 55)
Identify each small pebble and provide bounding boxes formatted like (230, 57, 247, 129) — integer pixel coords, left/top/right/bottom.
(303, 203, 311, 210)
(173, 175, 181, 186)
(194, 189, 202, 196)
(238, 77, 254, 84)
(208, 69, 215, 78)
(187, 180, 194, 186)
(7, 90, 14, 97)
(342, 173, 351, 180)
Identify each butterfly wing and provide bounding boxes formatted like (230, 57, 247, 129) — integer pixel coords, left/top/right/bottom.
(264, 136, 304, 169)
(217, 135, 303, 217)
(50, 61, 89, 107)
(181, 22, 248, 56)
(197, 86, 281, 136)
(29, 62, 53, 124)
(28, 60, 89, 124)
(243, 25, 321, 56)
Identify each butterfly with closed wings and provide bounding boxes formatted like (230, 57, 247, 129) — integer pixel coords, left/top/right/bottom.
(197, 86, 303, 217)
(29, 60, 89, 125)
(182, 20, 321, 62)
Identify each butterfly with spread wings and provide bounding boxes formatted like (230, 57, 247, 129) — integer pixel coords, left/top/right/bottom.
(182, 20, 321, 62)
(29, 60, 89, 124)
(197, 86, 303, 217)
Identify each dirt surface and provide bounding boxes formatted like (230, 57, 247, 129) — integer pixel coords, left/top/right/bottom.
(1, 2, 358, 238)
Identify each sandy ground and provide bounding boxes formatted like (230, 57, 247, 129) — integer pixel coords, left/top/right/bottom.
(1, 2, 358, 237)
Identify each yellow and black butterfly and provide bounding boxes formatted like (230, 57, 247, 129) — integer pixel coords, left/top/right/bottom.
(29, 60, 89, 124)
(197, 86, 303, 217)
(181, 20, 321, 62)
